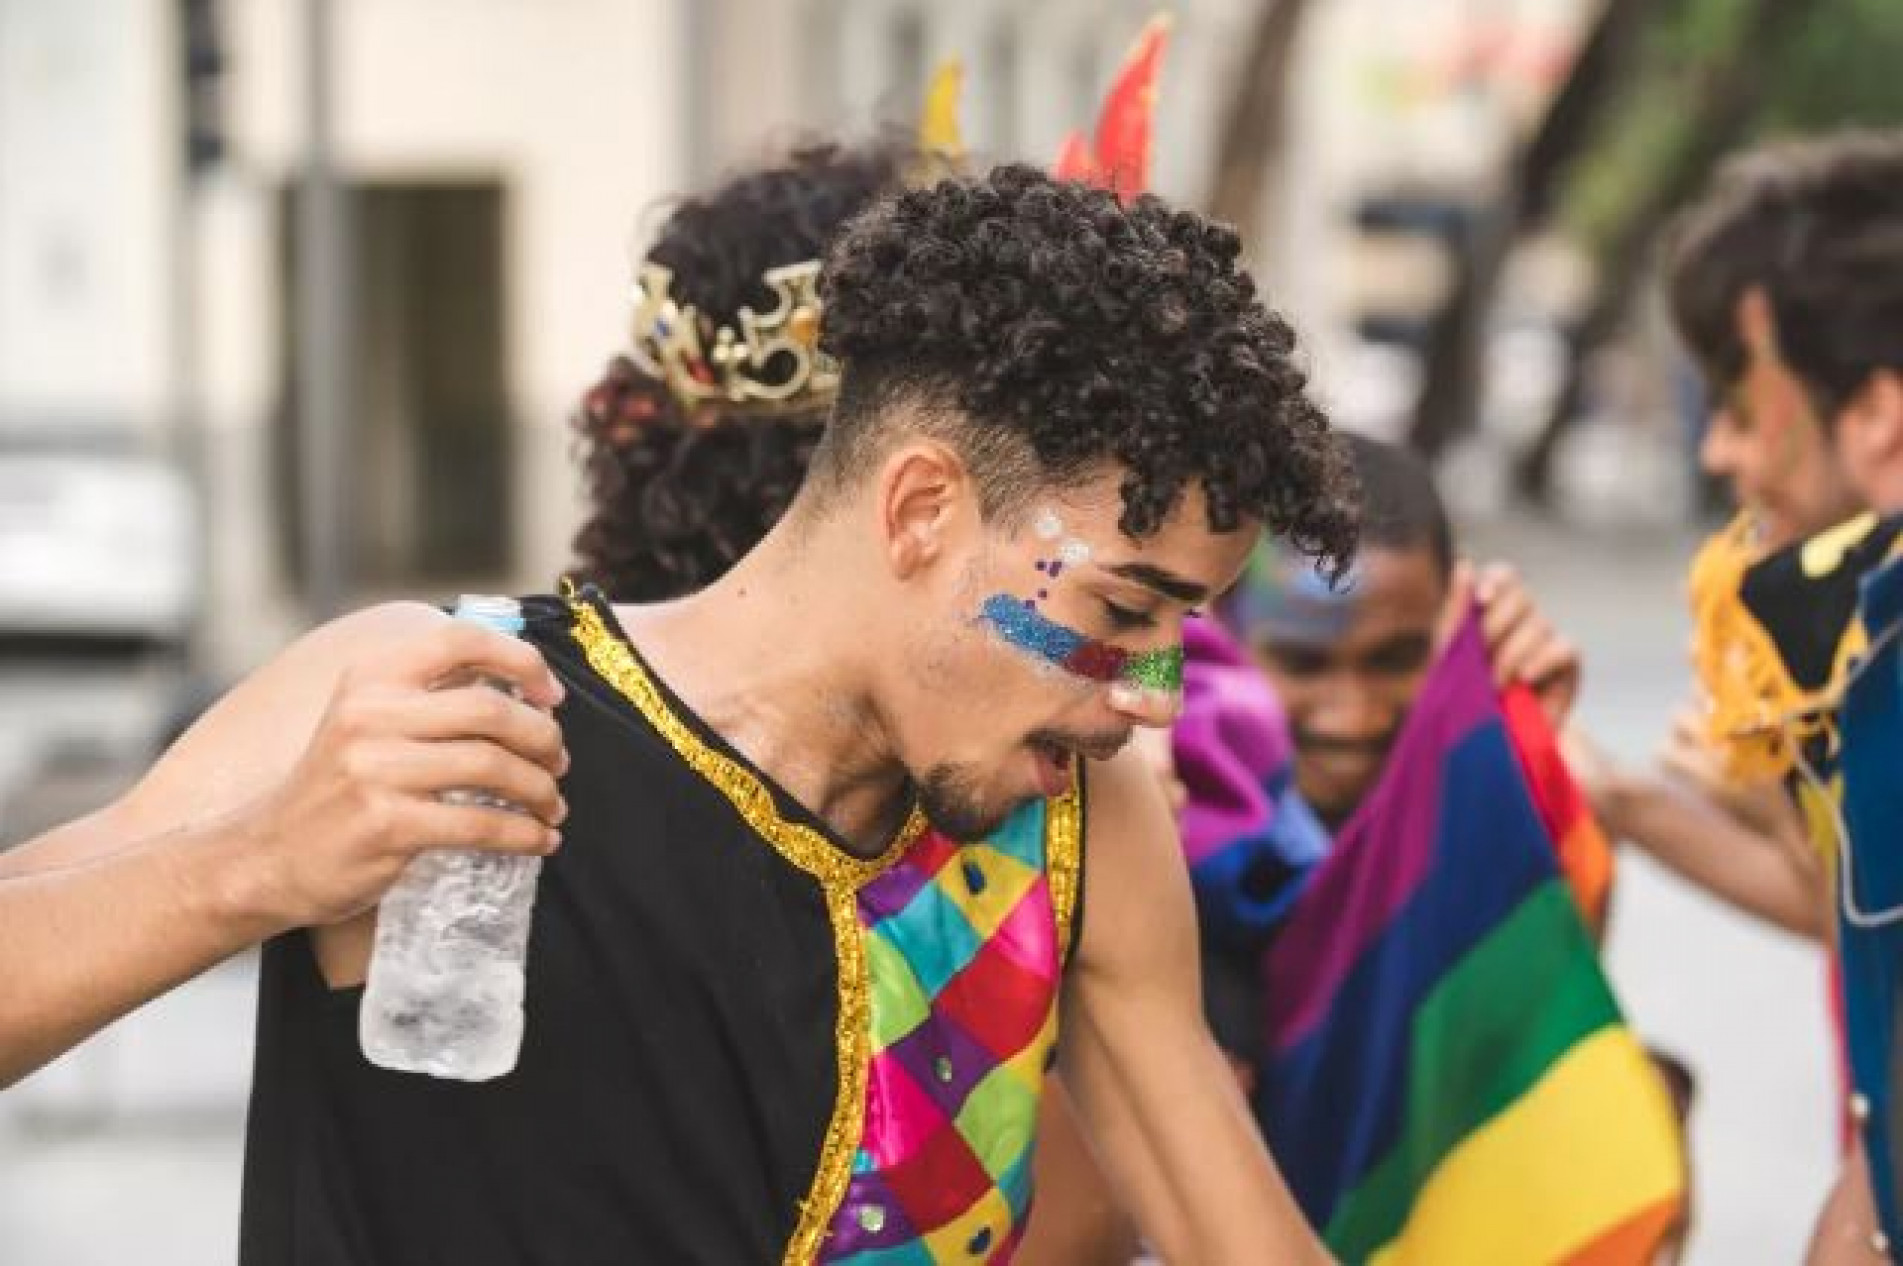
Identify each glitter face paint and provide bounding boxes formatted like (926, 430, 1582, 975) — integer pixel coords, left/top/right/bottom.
(994, 506, 1182, 691)
(979, 594, 1183, 691)
(1057, 538, 1092, 568)
(1123, 644, 1185, 692)
(1026, 511, 1097, 601)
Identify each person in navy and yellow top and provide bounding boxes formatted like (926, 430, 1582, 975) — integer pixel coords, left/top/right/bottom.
(187, 161, 1363, 1264)
(1603, 132, 1903, 1263)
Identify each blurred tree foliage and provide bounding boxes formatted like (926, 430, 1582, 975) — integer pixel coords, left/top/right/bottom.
(1514, 0, 1903, 496)
(1208, 0, 1318, 249)
(1565, 0, 1903, 255)
(1762, 0, 1903, 130)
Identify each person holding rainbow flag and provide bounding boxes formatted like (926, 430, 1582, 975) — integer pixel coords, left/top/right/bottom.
(1173, 434, 1688, 1264)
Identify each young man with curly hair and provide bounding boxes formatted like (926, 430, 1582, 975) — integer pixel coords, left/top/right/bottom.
(562, 138, 1140, 1264)
(27, 165, 1358, 1262)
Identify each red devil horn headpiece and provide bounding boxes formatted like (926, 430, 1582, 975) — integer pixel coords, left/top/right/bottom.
(1052, 14, 1172, 204)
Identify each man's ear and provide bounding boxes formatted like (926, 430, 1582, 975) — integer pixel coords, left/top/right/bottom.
(876, 439, 972, 580)
(1736, 286, 1815, 437)
(1844, 369, 1903, 465)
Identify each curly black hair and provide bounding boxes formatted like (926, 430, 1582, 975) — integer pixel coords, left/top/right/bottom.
(810, 164, 1359, 573)
(1666, 131, 1903, 418)
(570, 138, 914, 600)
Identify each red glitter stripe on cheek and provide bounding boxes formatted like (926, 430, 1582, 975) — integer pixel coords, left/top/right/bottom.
(1063, 641, 1129, 681)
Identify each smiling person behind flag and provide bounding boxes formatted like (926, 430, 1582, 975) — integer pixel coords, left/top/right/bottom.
(1168, 434, 1687, 1263)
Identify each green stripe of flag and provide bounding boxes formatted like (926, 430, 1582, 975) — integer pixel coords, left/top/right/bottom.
(1324, 881, 1622, 1260)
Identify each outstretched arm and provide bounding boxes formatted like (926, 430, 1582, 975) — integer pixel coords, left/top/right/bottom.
(1060, 747, 1330, 1264)
(0, 604, 568, 1088)
(1565, 715, 1824, 939)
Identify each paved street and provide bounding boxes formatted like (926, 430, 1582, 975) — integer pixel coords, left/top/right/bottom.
(0, 515, 1838, 1264)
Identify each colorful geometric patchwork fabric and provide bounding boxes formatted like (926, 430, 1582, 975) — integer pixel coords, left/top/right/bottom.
(819, 795, 1076, 1264)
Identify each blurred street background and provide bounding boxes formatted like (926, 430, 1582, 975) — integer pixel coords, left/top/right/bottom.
(2, 0, 1897, 1261)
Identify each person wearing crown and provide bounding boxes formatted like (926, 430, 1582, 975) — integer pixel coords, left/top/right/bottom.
(568, 137, 917, 604)
(560, 43, 1176, 1261)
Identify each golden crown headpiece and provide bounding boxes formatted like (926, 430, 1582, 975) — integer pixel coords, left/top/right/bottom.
(624, 58, 974, 421)
(627, 260, 836, 417)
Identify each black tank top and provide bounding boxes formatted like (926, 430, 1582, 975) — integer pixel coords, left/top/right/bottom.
(239, 590, 1085, 1265)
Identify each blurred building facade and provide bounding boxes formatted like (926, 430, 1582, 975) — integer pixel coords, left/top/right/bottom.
(1, 0, 688, 671)
(0, 0, 1608, 677)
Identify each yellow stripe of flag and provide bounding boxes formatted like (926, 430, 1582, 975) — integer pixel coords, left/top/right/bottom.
(1369, 1027, 1684, 1265)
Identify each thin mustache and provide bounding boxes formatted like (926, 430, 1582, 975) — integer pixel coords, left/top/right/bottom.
(1037, 733, 1133, 762)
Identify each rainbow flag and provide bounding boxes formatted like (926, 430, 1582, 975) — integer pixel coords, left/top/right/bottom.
(1257, 612, 1683, 1263)
(1175, 616, 1329, 952)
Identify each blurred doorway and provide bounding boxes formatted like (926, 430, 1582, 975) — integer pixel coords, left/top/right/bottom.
(276, 182, 511, 591)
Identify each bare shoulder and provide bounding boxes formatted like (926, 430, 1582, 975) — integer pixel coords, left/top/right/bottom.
(1082, 746, 1185, 877)
(124, 601, 450, 819)
(0, 602, 446, 875)
(1074, 745, 1197, 980)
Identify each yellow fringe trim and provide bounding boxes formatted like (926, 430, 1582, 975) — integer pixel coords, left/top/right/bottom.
(1686, 514, 1830, 782)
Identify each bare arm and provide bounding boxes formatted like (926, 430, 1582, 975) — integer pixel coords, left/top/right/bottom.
(0, 603, 568, 1088)
(0, 810, 284, 1087)
(1596, 767, 1823, 937)
(1565, 723, 1825, 939)
(1807, 1141, 1883, 1264)
(1061, 748, 1330, 1264)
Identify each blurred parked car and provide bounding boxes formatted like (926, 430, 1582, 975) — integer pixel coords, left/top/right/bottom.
(0, 429, 204, 844)
(0, 431, 197, 646)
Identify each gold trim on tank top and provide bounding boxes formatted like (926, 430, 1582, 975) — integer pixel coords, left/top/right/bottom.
(1046, 766, 1085, 964)
(565, 594, 920, 1262)
(565, 594, 1087, 1262)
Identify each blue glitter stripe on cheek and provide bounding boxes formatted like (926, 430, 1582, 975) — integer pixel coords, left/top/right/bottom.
(979, 593, 1086, 667)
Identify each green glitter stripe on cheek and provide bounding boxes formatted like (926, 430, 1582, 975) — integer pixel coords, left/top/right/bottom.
(1122, 645, 1184, 692)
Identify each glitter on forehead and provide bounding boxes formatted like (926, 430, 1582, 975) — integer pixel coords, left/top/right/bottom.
(1034, 509, 1065, 541)
(1057, 539, 1092, 567)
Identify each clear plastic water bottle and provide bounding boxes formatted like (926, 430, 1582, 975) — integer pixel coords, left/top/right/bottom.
(360, 595, 545, 1081)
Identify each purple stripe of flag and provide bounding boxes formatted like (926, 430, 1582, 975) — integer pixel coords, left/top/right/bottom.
(1261, 615, 1498, 1050)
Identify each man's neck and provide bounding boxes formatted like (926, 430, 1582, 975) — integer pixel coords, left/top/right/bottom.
(611, 523, 914, 857)
(1868, 488, 1903, 522)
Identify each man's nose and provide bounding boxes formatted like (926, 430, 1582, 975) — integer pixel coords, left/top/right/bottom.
(1699, 412, 1738, 476)
(1310, 674, 1391, 740)
(1109, 681, 1183, 729)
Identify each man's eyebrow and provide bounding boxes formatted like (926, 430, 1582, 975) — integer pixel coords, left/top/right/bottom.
(1102, 561, 1209, 605)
